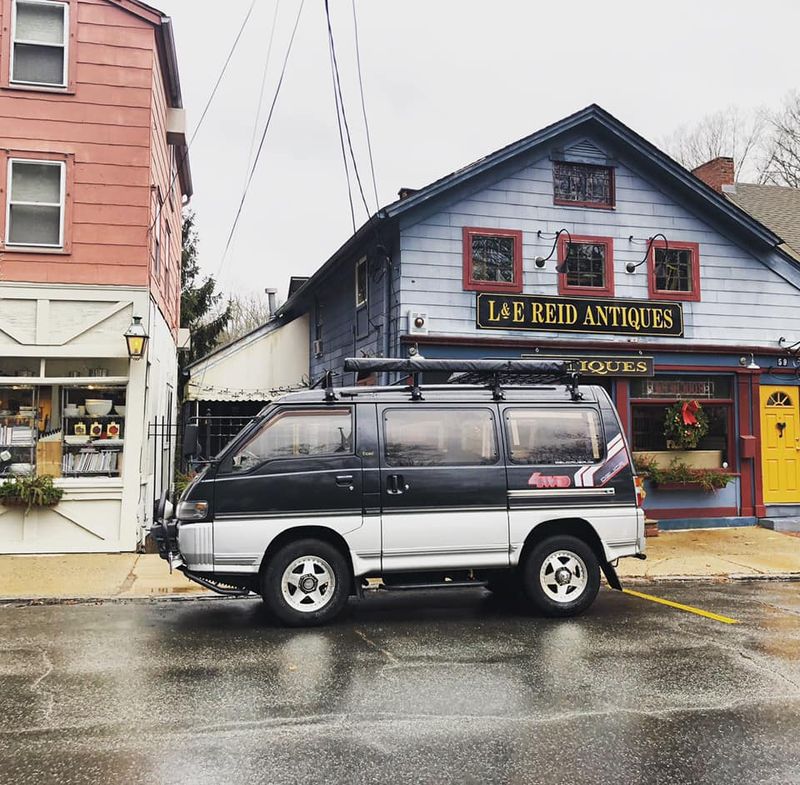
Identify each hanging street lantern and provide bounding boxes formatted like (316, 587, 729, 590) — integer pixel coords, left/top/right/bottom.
(124, 316, 149, 360)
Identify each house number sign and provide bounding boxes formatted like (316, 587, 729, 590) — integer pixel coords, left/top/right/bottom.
(476, 293, 684, 337)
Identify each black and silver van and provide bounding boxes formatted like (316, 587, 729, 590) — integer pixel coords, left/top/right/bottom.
(153, 358, 646, 626)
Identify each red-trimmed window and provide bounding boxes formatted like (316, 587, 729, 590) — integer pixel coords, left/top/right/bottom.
(462, 227, 523, 293)
(648, 240, 700, 302)
(553, 161, 615, 209)
(557, 234, 614, 297)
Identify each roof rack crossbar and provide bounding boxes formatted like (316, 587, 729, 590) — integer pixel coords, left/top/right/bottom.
(343, 357, 582, 401)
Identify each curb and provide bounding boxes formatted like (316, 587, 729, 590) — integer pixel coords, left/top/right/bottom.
(620, 572, 800, 584)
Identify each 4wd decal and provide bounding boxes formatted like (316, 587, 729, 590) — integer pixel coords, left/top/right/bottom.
(573, 434, 629, 487)
(528, 473, 572, 488)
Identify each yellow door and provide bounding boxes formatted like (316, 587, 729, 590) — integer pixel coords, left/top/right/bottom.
(761, 386, 800, 503)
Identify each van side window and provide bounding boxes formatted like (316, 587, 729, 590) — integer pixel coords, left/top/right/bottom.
(227, 408, 353, 472)
(505, 408, 602, 465)
(383, 408, 498, 467)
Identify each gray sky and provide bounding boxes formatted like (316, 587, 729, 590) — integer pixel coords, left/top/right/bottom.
(159, 0, 800, 305)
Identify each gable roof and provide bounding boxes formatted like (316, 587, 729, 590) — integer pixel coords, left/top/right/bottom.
(278, 104, 790, 316)
(725, 182, 800, 259)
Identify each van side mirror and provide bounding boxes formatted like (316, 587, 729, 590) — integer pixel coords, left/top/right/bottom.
(183, 424, 200, 459)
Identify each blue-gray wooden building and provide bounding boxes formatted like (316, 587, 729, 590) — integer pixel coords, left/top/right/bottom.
(277, 105, 800, 529)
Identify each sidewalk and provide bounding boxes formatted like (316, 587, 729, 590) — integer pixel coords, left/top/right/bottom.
(0, 526, 799, 602)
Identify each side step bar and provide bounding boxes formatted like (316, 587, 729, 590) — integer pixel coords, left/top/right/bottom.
(369, 580, 489, 592)
(179, 567, 252, 597)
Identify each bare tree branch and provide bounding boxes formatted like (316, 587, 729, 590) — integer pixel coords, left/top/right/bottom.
(760, 91, 800, 187)
(661, 105, 767, 180)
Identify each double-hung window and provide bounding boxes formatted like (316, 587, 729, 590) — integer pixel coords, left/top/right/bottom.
(6, 158, 65, 247)
(11, 0, 68, 88)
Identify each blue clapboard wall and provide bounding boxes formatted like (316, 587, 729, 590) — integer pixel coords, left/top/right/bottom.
(310, 133, 800, 380)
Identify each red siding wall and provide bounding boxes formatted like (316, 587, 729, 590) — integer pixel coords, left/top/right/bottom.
(0, 0, 182, 331)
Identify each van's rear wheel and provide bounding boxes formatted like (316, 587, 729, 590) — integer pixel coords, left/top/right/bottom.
(522, 535, 600, 617)
(262, 539, 350, 626)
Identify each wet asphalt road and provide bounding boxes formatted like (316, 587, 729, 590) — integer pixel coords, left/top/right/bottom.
(1, 583, 800, 785)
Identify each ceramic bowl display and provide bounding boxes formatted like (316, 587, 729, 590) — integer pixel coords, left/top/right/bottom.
(64, 406, 79, 417)
(114, 405, 126, 416)
(85, 399, 113, 416)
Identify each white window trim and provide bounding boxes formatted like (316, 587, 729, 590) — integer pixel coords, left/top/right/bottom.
(10, 0, 69, 89)
(355, 256, 367, 307)
(5, 158, 66, 248)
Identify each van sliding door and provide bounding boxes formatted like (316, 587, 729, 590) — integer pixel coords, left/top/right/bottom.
(377, 404, 509, 572)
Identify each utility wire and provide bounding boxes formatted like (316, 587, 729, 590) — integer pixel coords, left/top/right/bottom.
(328, 20, 356, 233)
(244, 0, 282, 176)
(216, 0, 306, 278)
(324, 0, 371, 220)
(351, 0, 379, 211)
(149, 0, 258, 236)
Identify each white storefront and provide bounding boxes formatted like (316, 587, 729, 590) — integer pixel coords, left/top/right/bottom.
(0, 283, 177, 553)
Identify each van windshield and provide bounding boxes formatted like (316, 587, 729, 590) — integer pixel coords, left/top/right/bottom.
(505, 408, 603, 464)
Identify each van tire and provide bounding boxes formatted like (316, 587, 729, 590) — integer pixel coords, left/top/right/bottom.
(521, 535, 600, 617)
(262, 539, 350, 627)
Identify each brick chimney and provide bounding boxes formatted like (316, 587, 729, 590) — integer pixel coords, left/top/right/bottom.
(692, 157, 735, 193)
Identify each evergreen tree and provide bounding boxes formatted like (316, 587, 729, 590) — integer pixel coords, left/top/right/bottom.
(180, 211, 232, 369)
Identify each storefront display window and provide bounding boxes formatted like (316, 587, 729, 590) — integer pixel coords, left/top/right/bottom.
(630, 375, 733, 467)
(0, 376, 126, 479)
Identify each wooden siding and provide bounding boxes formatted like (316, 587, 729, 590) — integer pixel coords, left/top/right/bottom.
(397, 148, 800, 348)
(309, 250, 393, 382)
(148, 45, 181, 331)
(0, 0, 180, 329)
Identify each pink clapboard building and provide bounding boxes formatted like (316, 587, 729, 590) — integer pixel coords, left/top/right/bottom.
(0, 0, 192, 553)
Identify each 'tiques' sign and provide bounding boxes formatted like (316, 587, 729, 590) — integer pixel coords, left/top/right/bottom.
(476, 293, 684, 337)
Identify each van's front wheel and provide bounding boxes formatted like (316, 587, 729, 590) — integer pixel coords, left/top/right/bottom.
(262, 539, 350, 626)
(522, 535, 600, 617)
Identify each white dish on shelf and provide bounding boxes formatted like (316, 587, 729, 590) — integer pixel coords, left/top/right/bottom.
(9, 463, 33, 475)
(64, 406, 79, 417)
(64, 435, 90, 445)
(114, 405, 126, 416)
(85, 399, 113, 416)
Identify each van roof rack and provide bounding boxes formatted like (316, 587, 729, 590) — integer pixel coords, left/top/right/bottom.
(343, 357, 582, 401)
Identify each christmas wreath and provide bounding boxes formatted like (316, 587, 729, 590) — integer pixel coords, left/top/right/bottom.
(664, 400, 709, 449)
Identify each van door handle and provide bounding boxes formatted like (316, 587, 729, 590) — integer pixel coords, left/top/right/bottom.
(335, 474, 354, 489)
(386, 474, 408, 495)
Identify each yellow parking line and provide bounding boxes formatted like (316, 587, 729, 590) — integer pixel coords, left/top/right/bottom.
(622, 588, 738, 625)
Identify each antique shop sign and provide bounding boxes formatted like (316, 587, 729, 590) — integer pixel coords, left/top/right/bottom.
(476, 293, 684, 337)
(523, 355, 655, 377)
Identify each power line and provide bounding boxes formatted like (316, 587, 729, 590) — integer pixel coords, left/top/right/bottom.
(149, 0, 258, 236)
(328, 16, 356, 233)
(324, 0, 371, 220)
(351, 0, 379, 211)
(244, 0, 282, 176)
(216, 0, 306, 278)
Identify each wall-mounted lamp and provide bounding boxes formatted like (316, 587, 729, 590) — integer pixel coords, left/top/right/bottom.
(535, 229, 572, 272)
(124, 315, 149, 360)
(739, 353, 760, 370)
(625, 233, 669, 273)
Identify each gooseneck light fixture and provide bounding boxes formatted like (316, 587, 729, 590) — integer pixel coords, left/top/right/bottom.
(625, 233, 669, 274)
(124, 315, 149, 360)
(535, 229, 573, 272)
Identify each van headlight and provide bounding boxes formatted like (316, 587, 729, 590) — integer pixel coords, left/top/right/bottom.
(176, 500, 209, 521)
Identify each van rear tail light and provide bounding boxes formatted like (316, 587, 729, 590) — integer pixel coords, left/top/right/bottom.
(634, 475, 646, 508)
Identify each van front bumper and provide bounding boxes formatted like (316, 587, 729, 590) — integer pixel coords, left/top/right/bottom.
(149, 517, 184, 572)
